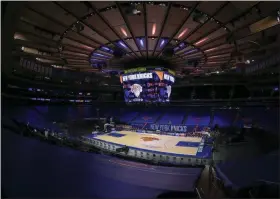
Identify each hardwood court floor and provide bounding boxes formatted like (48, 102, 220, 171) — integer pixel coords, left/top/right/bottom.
(94, 131, 202, 156)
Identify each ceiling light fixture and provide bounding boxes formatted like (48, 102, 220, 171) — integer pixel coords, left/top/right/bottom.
(178, 28, 188, 39)
(208, 55, 220, 59)
(121, 28, 128, 37)
(179, 42, 185, 48)
(160, 40, 165, 47)
(93, 53, 109, 58)
(119, 41, 127, 48)
(195, 38, 207, 45)
(207, 61, 224, 64)
(152, 24, 156, 35)
(184, 49, 197, 55)
(91, 58, 103, 62)
(101, 46, 110, 51)
(140, 39, 144, 47)
(204, 47, 216, 52)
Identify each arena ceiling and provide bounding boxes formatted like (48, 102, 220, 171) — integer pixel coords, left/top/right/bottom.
(13, 1, 280, 76)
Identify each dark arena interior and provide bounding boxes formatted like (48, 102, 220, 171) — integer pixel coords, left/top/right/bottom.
(2, 1, 280, 198)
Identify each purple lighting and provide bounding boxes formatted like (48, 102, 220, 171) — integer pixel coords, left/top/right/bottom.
(101, 46, 110, 51)
(160, 40, 165, 47)
(91, 58, 103, 62)
(92, 53, 109, 58)
(118, 41, 127, 48)
(179, 43, 185, 47)
(184, 49, 197, 55)
(101, 46, 114, 53)
(140, 39, 144, 47)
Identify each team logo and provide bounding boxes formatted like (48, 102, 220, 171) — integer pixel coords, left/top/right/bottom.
(130, 84, 142, 97)
(141, 137, 160, 142)
(166, 85, 171, 98)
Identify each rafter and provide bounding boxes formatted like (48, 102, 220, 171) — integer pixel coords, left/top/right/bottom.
(181, 2, 229, 45)
(85, 2, 139, 58)
(26, 6, 103, 48)
(175, 7, 276, 60)
(151, 3, 172, 56)
(155, 2, 200, 58)
(53, 2, 135, 58)
(143, 2, 148, 58)
(115, 2, 143, 57)
(176, 2, 261, 55)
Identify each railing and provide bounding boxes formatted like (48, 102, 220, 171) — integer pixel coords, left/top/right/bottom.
(195, 187, 204, 199)
(249, 180, 280, 198)
(256, 179, 280, 185)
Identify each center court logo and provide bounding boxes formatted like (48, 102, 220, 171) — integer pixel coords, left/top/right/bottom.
(141, 137, 160, 142)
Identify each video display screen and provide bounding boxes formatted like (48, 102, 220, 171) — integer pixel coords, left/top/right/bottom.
(120, 68, 175, 103)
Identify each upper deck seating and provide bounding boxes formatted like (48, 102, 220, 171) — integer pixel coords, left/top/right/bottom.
(213, 109, 237, 127)
(158, 111, 186, 125)
(132, 111, 161, 124)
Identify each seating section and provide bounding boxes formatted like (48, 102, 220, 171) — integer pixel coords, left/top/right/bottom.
(158, 111, 186, 125)
(213, 109, 237, 127)
(185, 115, 210, 126)
(119, 112, 139, 123)
(215, 152, 279, 189)
(2, 105, 278, 133)
(132, 111, 161, 124)
(184, 108, 211, 131)
(241, 107, 279, 133)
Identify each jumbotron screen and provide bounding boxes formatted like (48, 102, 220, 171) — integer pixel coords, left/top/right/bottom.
(120, 67, 175, 103)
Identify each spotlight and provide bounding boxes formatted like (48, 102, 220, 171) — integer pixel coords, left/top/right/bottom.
(125, 5, 142, 16)
(245, 60, 250, 64)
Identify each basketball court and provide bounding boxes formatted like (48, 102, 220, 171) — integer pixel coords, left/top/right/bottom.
(92, 130, 205, 156)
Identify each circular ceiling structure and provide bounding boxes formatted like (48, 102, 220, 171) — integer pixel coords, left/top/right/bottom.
(13, 1, 280, 76)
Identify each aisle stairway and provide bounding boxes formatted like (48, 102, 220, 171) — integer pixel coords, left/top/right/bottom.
(181, 112, 189, 125)
(155, 112, 165, 123)
(195, 166, 226, 199)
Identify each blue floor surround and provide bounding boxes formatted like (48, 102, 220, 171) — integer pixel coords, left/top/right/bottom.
(107, 133, 126, 138)
(176, 141, 200, 148)
(2, 130, 202, 198)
